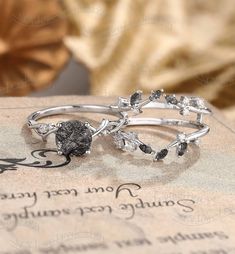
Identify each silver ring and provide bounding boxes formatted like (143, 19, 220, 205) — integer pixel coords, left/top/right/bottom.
(27, 104, 127, 157)
(110, 90, 212, 161)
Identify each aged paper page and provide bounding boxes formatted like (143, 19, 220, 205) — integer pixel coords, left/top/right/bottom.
(0, 96, 235, 254)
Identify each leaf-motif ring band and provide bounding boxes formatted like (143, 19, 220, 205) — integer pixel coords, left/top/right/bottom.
(111, 90, 212, 161)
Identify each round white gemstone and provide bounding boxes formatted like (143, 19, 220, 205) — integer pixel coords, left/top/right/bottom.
(123, 141, 138, 152)
(190, 97, 205, 108)
(180, 108, 190, 115)
(180, 96, 190, 106)
(38, 124, 49, 134)
(113, 131, 138, 152)
(177, 133, 186, 142)
(114, 139, 125, 149)
(196, 99, 205, 108)
(118, 97, 129, 108)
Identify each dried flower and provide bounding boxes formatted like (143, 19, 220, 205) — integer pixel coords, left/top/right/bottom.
(0, 0, 69, 95)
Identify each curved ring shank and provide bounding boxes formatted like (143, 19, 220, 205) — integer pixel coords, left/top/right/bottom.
(28, 105, 124, 125)
(27, 105, 127, 139)
(127, 117, 209, 148)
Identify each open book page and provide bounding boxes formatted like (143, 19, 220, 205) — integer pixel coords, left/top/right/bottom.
(0, 96, 234, 254)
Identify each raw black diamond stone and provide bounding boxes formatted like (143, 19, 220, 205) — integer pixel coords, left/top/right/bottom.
(149, 90, 162, 101)
(177, 142, 188, 156)
(55, 120, 92, 156)
(130, 91, 142, 106)
(155, 149, 168, 160)
(139, 144, 153, 154)
(165, 95, 178, 105)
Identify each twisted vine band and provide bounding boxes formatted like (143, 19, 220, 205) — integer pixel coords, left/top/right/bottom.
(27, 90, 211, 160)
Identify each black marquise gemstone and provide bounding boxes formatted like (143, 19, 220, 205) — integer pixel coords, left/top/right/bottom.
(130, 91, 142, 106)
(155, 149, 168, 160)
(149, 90, 162, 101)
(139, 144, 153, 154)
(165, 95, 178, 105)
(55, 120, 92, 156)
(177, 142, 188, 156)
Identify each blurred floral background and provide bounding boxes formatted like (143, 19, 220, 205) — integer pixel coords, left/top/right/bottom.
(0, 0, 235, 120)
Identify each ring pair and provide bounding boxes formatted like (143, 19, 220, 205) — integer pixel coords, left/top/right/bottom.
(27, 90, 211, 161)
